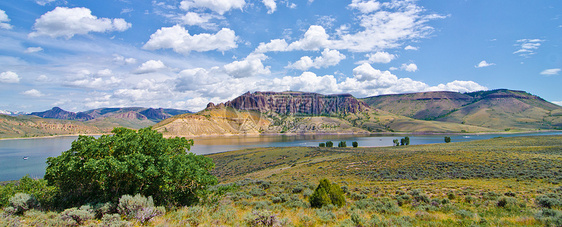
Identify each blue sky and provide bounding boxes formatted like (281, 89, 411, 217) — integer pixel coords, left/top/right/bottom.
(0, 0, 560, 112)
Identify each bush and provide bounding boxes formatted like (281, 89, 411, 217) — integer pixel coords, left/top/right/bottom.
(352, 141, 358, 147)
(45, 127, 217, 207)
(444, 136, 451, 143)
(117, 194, 165, 224)
(319, 143, 325, 147)
(0, 176, 57, 209)
(101, 213, 128, 227)
(326, 141, 334, 147)
(8, 193, 37, 215)
(338, 141, 347, 147)
(244, 210, 278, 227)
(60, 205, 94, 225)
(309, 179, 345, 208)
(536, 194, 561, 209)
(497, 196, 518, 208)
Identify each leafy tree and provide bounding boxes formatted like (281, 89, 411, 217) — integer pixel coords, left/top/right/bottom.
(326, 141, 334, 147)
(400, 138, 405, 146)
(309, 179, 345, 208)
(338, 141, 347, 147)
(444, 136, 451, 143)
(393, 139, 399, 146)
(352, 141, 358, 147)
(404, 136, 410, 145)
(45, 127, 217, 207)
(319, 143, 325, 147)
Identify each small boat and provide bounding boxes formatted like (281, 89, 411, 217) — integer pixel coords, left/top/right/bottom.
(23, 156, 29, 160)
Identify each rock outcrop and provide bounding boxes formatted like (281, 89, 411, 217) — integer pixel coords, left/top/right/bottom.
(212, 91, 370, 115)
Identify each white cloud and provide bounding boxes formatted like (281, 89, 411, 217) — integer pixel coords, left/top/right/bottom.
(113, 55, 137, 64)
(180, 12, 221, 29)
(352, 63, 397, 85)
(24, 47, 43, 53)
(287, 25, 331, 51)
(404, 45, 418, 50)
(22, 89, 44, 97)
(35, 0, 56, 6)
(262, 0, 277, 14)
(97, 69, 113, 76)
(180, 0, 246, 15)
(553, 101, 562, 106)
(36, 75, 49, 82)
(475, 60, 495, 68)
(143, 25, 238, 54)
(540, 68, 560, 75)
(401, 63, 418, 72)
(135, 60, 167, 74)
(287, 48, 346, 71)
(513, 39, 544, 57)
(224, 53, 271, 78)
(255, 39, 289, 53)
(429, 80, 487, 93)
(271, 72, 340, 94)
(67, 76, 122, 90)
(0, 71, 20, 83)
(348, 0, 381, 14)
(361, 51, 395, 64)
(0, 9, 12, 30)
(29, 7, 131, 39)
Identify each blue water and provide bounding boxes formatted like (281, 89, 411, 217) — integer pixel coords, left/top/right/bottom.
(1, 131, 561, 181)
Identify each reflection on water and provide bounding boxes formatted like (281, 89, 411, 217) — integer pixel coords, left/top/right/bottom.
(1, 131, 561, 181)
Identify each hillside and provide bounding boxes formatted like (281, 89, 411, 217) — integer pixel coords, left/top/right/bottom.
(0, 114, 104, 138)
(362, 89, 562, 130)
(154, 91, 493, 137)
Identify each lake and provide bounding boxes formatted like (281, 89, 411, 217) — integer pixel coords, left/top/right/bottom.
(1, 131, 561, 181)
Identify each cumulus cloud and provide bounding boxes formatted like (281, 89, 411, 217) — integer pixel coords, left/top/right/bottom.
(135, 60, 167, 74)
(262, 0, 277, 14)
(540, 68, 560, 75)
(404, 45, 418, 50)
(513, 39, 544, 57)
(256, 2, 445, 53)
(143, 25, 237, 54)
(287, 49, 346, 71)
(97, 69, 112, 76)
(113, 55, 137, 64)
(360, 51, 395, 64)
(180, 12, 222, 29)
(180, 0, 245, 15)
(0, 9, 12, 29)
(24, 47, 43, 53)
(401, 63, 418, 72)
(67, 76, 122, 90)
(271, 72, 339, 94)
(348, 0, 381, 14)
(29, 7, 131, 38)
(475, 60, 495, 68)
(224, 53, 271, 78)
(0, 71, 20, 83)
(429, 80, 487, 93)
(22, 89, 44, 97)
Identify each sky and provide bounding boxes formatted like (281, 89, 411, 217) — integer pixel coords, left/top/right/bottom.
(0, 0, 561, 113)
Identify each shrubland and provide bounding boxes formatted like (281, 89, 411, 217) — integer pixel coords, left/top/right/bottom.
(2, 131, 562, 226)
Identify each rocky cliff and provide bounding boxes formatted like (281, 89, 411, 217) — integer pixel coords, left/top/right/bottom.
(209, 91, 370, 115)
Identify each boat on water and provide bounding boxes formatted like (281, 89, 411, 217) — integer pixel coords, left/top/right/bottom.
(23, 156, 28, 160)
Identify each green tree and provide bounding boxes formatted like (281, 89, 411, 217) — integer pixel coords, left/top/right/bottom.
(352, 141, 358, 147)
(319, 143, 326, 147)
(405, 136, 410, 145)
(400, 138, 405, 146)
(309, 179, 345, 208)
(338, 141, 347, 147)
(393, 139, 399, 146)
(45, 127, 217, 207)
(326, 141, 334, 147)
(444, 136, 451, 143)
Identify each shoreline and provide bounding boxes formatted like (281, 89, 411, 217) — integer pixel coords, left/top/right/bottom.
(0, 133, 109, 141)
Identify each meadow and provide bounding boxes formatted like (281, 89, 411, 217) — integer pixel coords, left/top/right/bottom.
(2, 135, 562, 226)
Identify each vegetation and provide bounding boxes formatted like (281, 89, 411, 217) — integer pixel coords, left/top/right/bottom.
(337, 141, 347, 148)
(309, 179, 345, 208)
(44, 127, 217, 207)
(325, 141, 334, 147)
(445, 136, 451, 143)
(2, 134, 562, 226)
(352, 141, 359, 147)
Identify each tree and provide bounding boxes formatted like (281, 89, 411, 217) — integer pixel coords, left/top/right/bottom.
(400, 138, 405, 146)
(405, 136, 410, 145)
(319, 143, 326, 147)
(309, 179, 345, 208)
(444, 136, 451, 143)
(45, 127, 217, 207)
(326, 141, 334, 147)
(393, 139, 399, 146)
(352, 141, 358, 147)
(338, 141, 347, 147)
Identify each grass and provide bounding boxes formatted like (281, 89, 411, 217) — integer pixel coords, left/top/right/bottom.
(2, 135, 562, 226)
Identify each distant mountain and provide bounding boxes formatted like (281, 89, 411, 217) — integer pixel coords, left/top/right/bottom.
(30, 107, 94, 121)
(0, 110, 29, 116)
(29, 107, 191, 123)
(362, 89, 562, 130)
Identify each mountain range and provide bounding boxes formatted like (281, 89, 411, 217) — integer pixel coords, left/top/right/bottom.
(153, 89, 561, 137)
(1, 89, 560, 139)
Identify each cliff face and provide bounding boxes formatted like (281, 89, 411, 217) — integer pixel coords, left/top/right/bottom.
(30, 107, 94, 121)
(216, 91, 370, 115)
